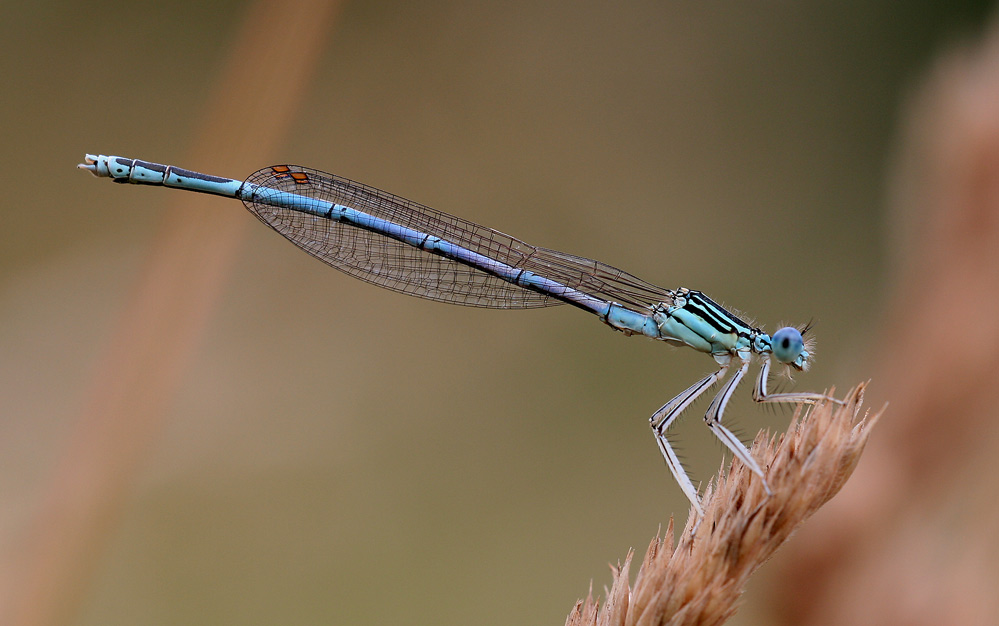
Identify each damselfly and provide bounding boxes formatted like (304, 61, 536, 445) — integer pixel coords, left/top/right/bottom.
(79, 154, 838, 515)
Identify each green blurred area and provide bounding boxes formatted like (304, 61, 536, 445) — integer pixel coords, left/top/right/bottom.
(0, 1, 992, 625)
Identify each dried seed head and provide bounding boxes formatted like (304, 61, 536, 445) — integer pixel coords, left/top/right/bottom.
(566, 383, 881, 626)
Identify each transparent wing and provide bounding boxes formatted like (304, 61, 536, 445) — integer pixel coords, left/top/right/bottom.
(242, 165, 674, 310)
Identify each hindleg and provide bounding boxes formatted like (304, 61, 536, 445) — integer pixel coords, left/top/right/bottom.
(650, 357, 731, 516)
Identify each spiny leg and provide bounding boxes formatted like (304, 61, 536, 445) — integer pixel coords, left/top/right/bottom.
(650, 357, 731, 516)
(752, 357, 844, 407)
(703, 359, 770, 494)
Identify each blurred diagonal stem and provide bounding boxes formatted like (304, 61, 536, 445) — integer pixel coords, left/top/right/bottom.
(1, 2, 343, 625)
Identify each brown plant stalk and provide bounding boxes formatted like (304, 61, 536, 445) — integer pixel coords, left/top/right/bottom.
(0, 4, 343, 625)
(566, 384, 880, 626)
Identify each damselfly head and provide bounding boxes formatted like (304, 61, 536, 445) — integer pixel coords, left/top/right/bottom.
(772, 326, 812, 371)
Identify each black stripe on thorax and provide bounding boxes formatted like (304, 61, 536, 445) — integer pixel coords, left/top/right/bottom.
(684, 291, 754, 337)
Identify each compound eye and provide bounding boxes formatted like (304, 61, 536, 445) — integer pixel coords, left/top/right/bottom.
(772, 327, 804, 364)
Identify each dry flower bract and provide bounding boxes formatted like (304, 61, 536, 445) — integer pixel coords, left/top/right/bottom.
(566, 383, 880, 626)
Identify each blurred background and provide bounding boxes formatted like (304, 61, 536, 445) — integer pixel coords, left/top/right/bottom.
(2, 1, 997, 625)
